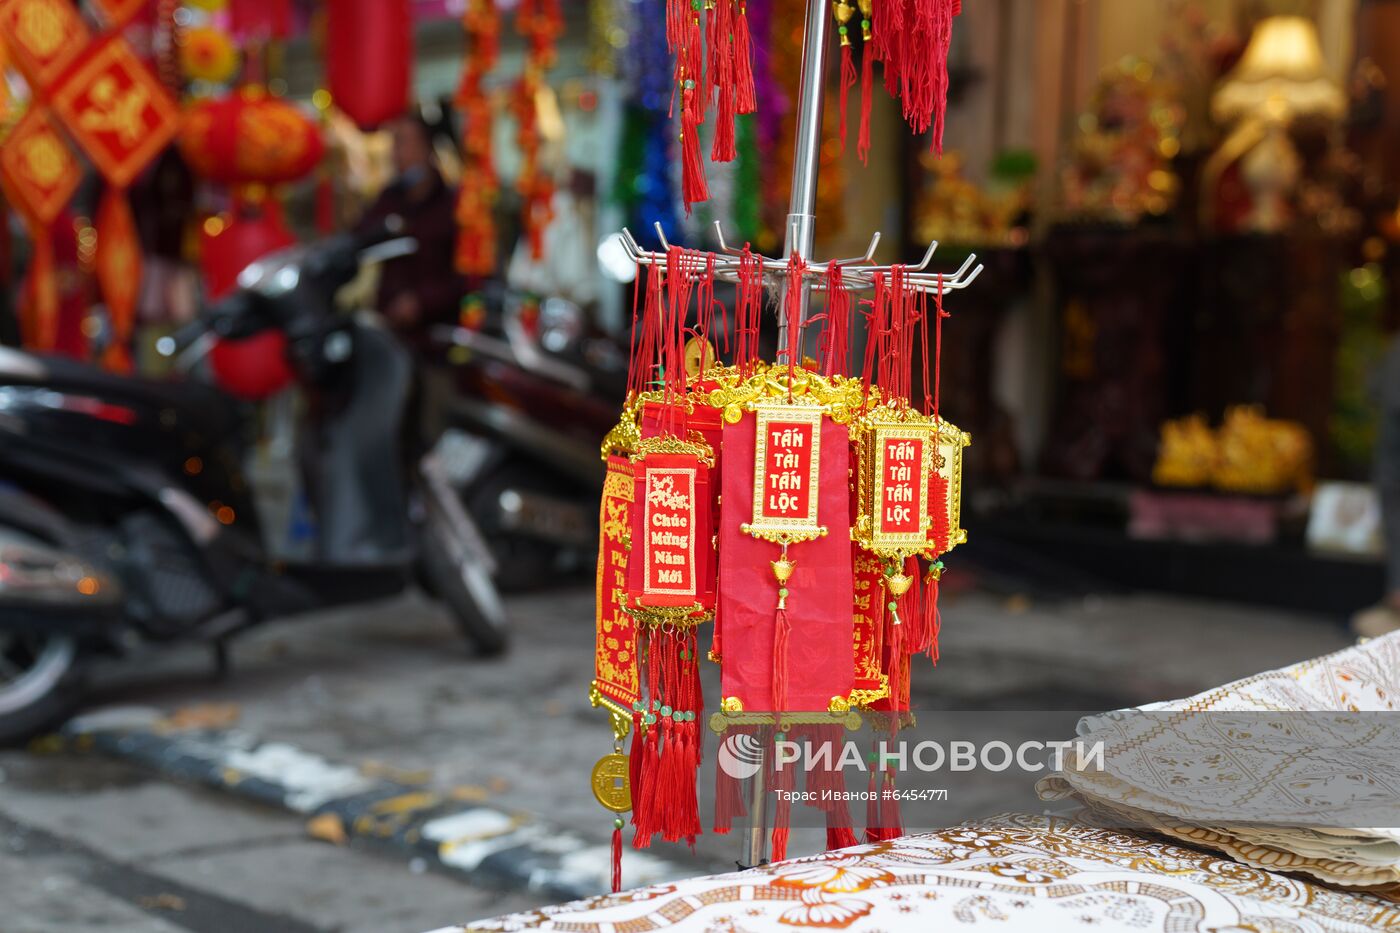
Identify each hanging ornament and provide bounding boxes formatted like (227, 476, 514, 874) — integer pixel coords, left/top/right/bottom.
(93, 188, 140, 371)
(50, 35, 182, 189)
(178, 86, 325, 187)
(228, 0, 290, 40)
(0, 106, 82, 352)
(454, 0, 501, 276)
(180, 26, 239, 84)
(326, 0, 411, 130)
(0, 0, 91, 91)
(514, 0, 562, 260)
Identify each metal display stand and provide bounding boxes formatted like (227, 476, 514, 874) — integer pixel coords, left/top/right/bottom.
(615, 0, 984, 869)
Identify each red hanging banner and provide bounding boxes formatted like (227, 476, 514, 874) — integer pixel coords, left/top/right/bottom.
(594, 455, 639, 709)
(0, 0, 91, 93)
(49, 35, 181, 188)
(0, 105, 81, 226)
(628, 451, 713, 613)
(94, 186, 139, 372)
(719, 407, 854, 713)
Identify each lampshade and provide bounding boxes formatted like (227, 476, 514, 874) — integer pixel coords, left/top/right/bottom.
(1213, 16, 1344, 123)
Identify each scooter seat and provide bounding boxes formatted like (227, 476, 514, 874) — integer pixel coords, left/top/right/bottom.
(0, 346, 239, 435)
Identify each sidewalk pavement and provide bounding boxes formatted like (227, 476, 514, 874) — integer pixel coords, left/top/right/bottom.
(0, 585, 1354, 930)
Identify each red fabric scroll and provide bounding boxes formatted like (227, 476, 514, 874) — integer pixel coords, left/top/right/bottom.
(719, 413, 854, 712)
(627, 452, 714, 613)
(595, 455, 639, 708)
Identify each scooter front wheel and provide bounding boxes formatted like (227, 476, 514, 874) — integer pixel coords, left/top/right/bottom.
(420, 512, 510, 656)
(0, 630, 85, 745)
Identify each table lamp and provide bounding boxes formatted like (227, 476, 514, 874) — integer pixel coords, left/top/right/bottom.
(1203, 16, 1344, 231)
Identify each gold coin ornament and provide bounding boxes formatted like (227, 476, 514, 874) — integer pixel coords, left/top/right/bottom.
(590, 752, 632, 813)
(684, 335, 717, 378)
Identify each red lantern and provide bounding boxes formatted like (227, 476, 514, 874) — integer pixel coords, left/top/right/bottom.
(228, 0, 290, 40)
(201, 200, 295, 400)
(179, 87, 325, 187)
(326, 0, 411, 130)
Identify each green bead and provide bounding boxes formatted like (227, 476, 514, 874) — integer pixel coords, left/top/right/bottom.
(888, 601, 897, 611)
(661, 705, 672, 716)
(692, 0, 702, 9)
(861, 18, 870, 27)
(613, 817, 625, 829)
(652, 699, 661, 710)
(684, 79, 695, 90)
(883, 566, 895, 577)
(685, 710, 696, 721)
(645, 713, 657, 724)
(838, 25, 848, 35)
(633, 700, 644, 712)
(672, 710, 684, 722)
(774, 732, 786, 742)
(778, 587, 789, 598)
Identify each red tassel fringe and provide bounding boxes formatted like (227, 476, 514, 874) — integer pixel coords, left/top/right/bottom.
(839, 43, 856, 154)
(733, 0, 756, 114)
(857, 43, 873, 165)
(772, 605, 790, 714)
(611, 825, 623, 892)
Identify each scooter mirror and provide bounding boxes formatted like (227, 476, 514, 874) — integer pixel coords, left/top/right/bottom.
(359, 237, 419, 266)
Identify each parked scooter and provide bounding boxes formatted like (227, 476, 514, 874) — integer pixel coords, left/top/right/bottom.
(427, 290, 627, 590)
(0, 220, 507, 744)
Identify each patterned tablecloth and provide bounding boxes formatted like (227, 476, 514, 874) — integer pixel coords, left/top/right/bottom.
(454, 634, 1400, 932)
(459, 812, 1399, 931)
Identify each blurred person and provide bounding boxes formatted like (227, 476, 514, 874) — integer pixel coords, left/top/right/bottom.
(356, 111, 466, 451)
(1354, 333, 1400, 637)
(356, 112, 464, 348)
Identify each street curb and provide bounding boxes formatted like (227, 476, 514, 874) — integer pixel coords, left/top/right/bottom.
(56, 710, 698, 903)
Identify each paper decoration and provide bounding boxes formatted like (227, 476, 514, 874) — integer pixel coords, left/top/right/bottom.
(0, 0, 91, 92)
(0, 105, 81, 225)
(49, 36, 181, 188)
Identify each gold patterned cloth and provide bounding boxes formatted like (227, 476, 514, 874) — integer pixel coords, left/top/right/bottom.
(459, 812, 1400, 931)
(1040, 632, 1400, 888)
(457, 635, 1400, 931)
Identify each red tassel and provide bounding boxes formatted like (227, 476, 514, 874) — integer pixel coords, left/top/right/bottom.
(857, 41, 874, 165)
(611, 824, 623, 892)
(666, 0, 685, 50)
(713, 739, 747, 834)
(681, 111, 710, 212)
(863, 748, 880, 843)
(886, 605, 905, 711)
(878, 769, 904, 840)
(771, 822, 789, 863)
(827, 822, 859, 851)
(769, 738, 794, 862)
(839, 43, 856, 154)
(712, 77, 736, 161)
(772, 605, 790, 713)
(902, 557, 928, 656)
(632, 722, 659, 848)
(924, 566, 942, 665)
(929, 474, 949, 555)
(733, 0, 756, 114)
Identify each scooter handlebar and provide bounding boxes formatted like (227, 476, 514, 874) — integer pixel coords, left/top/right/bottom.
(156, 292, 255, 358)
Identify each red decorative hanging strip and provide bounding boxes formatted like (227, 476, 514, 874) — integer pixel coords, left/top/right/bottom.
(456, 0, 500, 275)
(515, 0, 561, 260)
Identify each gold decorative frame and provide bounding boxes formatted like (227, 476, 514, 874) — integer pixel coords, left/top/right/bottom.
(742, 404, 827, 547)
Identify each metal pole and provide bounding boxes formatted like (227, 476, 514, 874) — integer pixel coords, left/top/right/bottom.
(747, 0, 830, 871)
(776, 0, 831, 358)
(743, 729, 769, 868)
